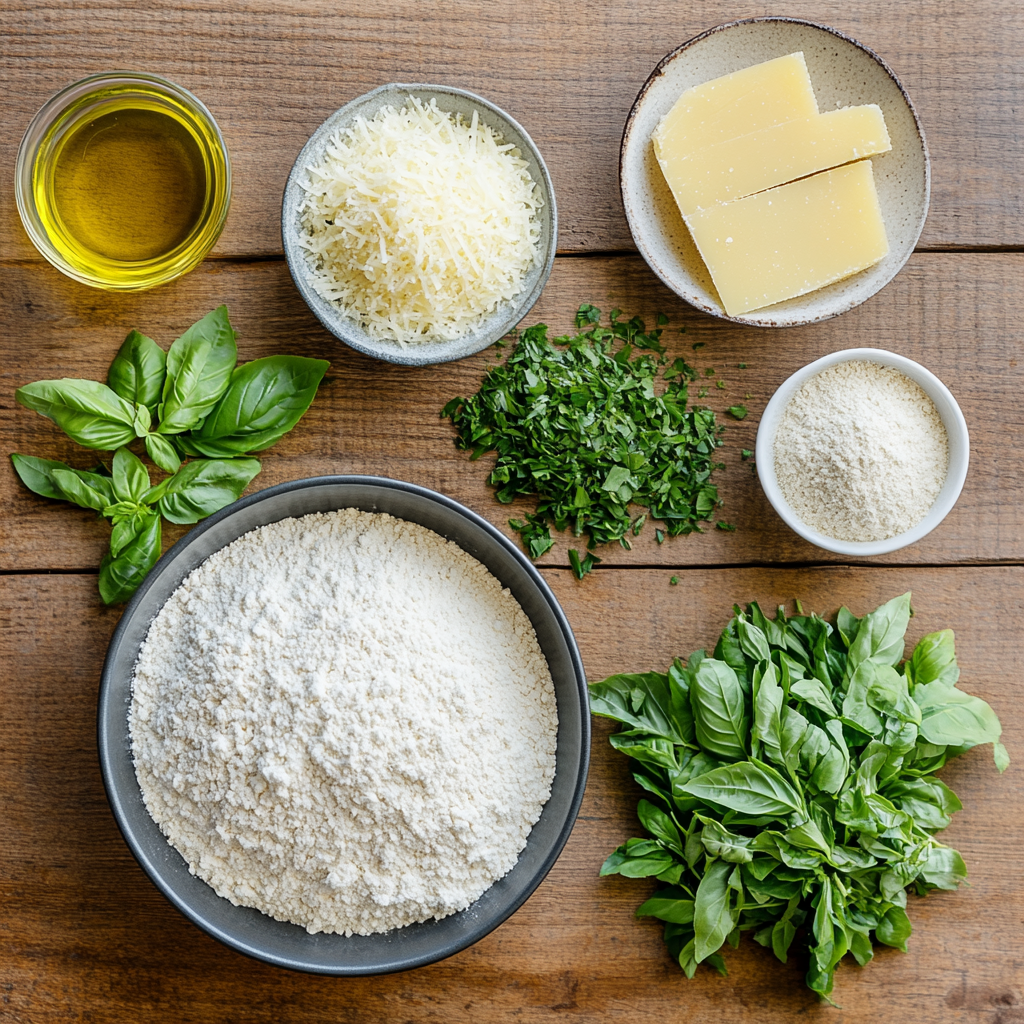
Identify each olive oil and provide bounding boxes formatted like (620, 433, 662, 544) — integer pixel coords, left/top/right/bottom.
(18, 73, 231, 290)
(51, 104, 207, 263)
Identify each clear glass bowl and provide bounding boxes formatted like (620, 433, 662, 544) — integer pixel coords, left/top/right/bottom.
(15, 71, 231, 291)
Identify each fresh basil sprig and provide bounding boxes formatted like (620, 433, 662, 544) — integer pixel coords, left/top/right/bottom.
(10, 307, 328, 605)
(590, 593, 1007, 1002)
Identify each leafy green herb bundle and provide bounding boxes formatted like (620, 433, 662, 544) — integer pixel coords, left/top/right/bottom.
(441, 305, 723, 573)
(11, 306, 328, 604)
(589, 593, 1006, 1002)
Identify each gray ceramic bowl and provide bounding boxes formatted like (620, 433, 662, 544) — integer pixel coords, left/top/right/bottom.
(620, 18, 930, 327)
(98, 476, 589, 974)
(282, 84, 557, 365)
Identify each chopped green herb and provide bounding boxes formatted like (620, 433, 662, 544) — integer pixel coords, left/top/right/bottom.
(509, 514, 555, 559)
(716, 521, 736, 531)
(443, 306, 725, 562)
(715, 380, 727, 390)
(568, 547, 602, 580)
(697, 388, 709, 399)
(669, 575, 680, 585)
(692, 341, 705, 350)
(655, 528, 665, 544)
(741, 449, 753, 460)
(745, 393, 753, 400)
(704, 367, 716, 377)
(728, 405, 748, 420)
(738, 362, 747, 368)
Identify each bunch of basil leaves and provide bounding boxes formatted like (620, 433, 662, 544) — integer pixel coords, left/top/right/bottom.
(11, 306, 328, 605)
(589, 593, 1007, 1002)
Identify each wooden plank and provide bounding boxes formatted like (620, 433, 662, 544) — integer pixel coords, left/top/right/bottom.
(1, 0, 1021, 258)
(2, 252, 1022, 574)
(1, 566, 1019, 1022)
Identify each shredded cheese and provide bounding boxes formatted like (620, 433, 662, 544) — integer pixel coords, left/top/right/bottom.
(298, 97, 543, 346)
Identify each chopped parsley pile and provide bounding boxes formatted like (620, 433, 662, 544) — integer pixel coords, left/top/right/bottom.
(441, 305, 724, 575)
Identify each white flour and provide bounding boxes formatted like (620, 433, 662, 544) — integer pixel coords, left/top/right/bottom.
(773, 360, 949, 542)
(130, 509, 558, 936)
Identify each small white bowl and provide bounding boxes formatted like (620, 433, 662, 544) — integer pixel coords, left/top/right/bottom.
(755, 349, 969, 556)
(620, 18, 930, 327)
(282, 83, 557, 366)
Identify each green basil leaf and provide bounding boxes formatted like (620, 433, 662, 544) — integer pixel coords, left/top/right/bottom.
(810, 720, 850, 795)
(883, 777, 962, 831)
(133, 402, 152, 438)
(108, 329, 167, 417)
(51, 468, 113, 512)
(698, 818, 753, 863)
(157, 306, 237, 434)
(11, 454, 113, 509)
(906, 629, 959, 689)
(834, 607, 860, 648)
(186, 355, 330, 455)
(637, 799, 683, 853)
(112, 447, 150, 503)
(844, 592, 911, 681)
(609, 731, 679, 771)
(875, 904, 912, 951)
(918, 845, 968, 891)
(16, 379, 137, 450)
(790, 677, 837, 717)
(693, 859, 735, 963)
(11, 453, 70, 501)
(636, 889, 695, 924)
(98, 514, 162, 604)
(737, 618, 771, 663)
(690, 658, 748, 760)
(145, 433, 182, 474)
(916, 682, 1002, 749)
(156, 457, 261, 524)
(679, 760, 803, 818)
(588, 672, 693, 745)
(751, 661, 784, 765)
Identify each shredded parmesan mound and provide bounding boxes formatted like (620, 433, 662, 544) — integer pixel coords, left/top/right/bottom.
(298, 97, 543, 346)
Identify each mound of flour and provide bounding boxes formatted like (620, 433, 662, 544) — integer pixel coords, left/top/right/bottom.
(130, 509, 558, 936)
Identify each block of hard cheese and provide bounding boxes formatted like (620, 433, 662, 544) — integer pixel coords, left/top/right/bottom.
(656, 104, 892, 216)
(686, 160, 889, 316)
(651, 53, 819, 154)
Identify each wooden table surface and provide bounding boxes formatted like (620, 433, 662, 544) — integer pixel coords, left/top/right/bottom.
(2, 2, 1022, 1021)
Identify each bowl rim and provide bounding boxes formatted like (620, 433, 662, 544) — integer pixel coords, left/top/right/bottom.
(97, 474, 590, 974)
(281, 82, 558, 366)
(15, 69, 232, 292)
(754, 348, 970, 555)
(619, 16, 931, 328)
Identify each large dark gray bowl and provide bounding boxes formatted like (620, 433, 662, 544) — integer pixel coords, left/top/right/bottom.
(98, 476, 589, 974)
(282, 83, 557, 366)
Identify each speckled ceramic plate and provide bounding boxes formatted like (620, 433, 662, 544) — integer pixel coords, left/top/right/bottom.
(620, 18, 930, 327)
(282, 84, 557, 365)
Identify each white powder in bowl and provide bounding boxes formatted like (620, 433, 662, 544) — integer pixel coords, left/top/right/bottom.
(773, 360, 949, 542)
(129, 509, 558, 936)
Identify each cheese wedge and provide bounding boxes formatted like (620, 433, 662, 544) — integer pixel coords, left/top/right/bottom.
(656, 104, 892, 216)
(686, 160, 889, 316)
(652, 52, 819, 155)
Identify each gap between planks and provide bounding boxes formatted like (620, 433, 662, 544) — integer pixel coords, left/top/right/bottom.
(5, 560, 1024, 578)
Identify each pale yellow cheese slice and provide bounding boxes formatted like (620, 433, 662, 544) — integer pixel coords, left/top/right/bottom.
(686, 160, 889, 316)
(652, 53, 819, 154)
(656, 104, 892, 216)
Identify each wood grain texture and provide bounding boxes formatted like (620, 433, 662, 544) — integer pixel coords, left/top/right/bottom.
(1, 567, 1020, 1023)
(3, 252, 1022, 574)
(1, 0, 1022, 259)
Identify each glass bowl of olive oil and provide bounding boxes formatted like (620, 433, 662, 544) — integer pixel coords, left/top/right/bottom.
(16, 72, 231, 291)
